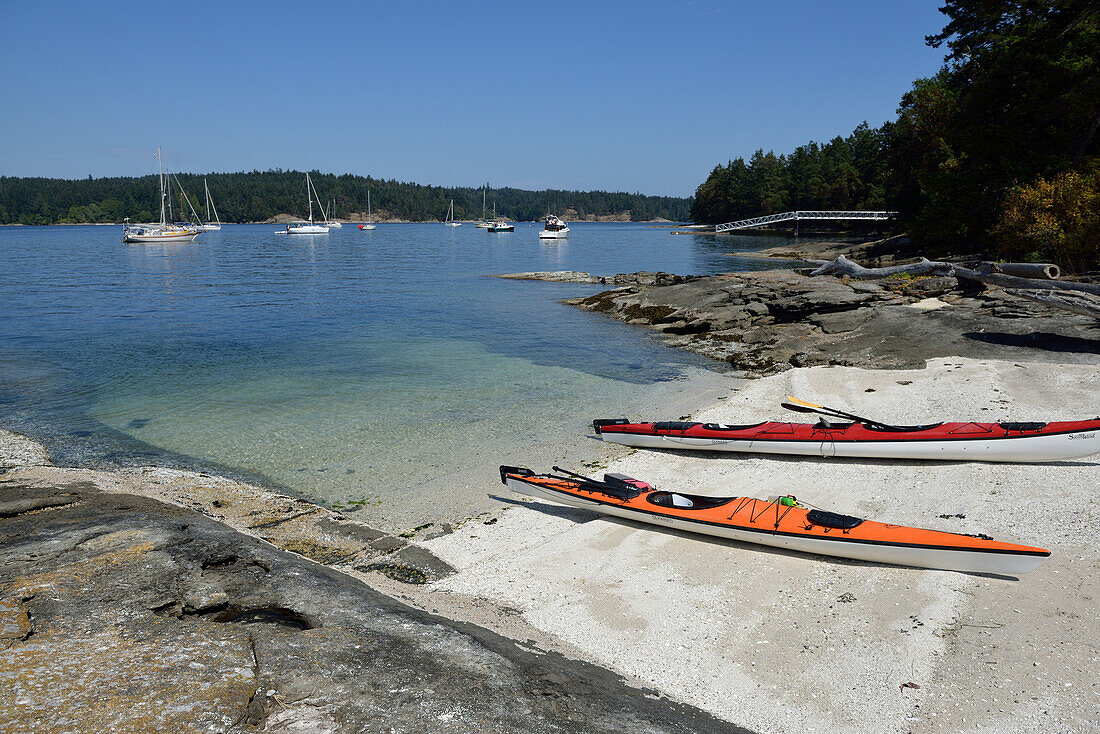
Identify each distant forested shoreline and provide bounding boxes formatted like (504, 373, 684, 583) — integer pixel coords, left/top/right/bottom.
(0, 172, 691, 225)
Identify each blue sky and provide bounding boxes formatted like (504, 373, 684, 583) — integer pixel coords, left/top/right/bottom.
(0, 1, 948, 196)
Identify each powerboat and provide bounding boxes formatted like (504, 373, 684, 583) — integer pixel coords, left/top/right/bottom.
(538, 215, 569, 239)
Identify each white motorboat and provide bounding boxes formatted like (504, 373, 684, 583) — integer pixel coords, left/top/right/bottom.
(123, 148, 201, 243)
(197, 178, 221, 231)
(538, 214, 569, 239)
(286, 172, 330, 235)
(487, 220, 514, 232)
(359, 189, 377, 230)
(445, 199, 462, 227)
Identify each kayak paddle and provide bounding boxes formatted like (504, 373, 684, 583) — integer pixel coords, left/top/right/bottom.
(781, 396, 892, 429)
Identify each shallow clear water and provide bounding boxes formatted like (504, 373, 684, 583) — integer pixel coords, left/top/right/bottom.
(0, 222, 799, 518)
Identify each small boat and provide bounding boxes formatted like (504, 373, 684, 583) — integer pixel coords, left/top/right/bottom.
(359, 189, 376, 230)
(538, 214, 569, 239)
(286, 172, 329, 235)
(499, 466, 1050, 575)
(474, 183, 492, 227)
(123, 147, 201, 243)
(445, 199, 462, 227)
(197, 178, 221, 231)
(326, 198, 343, 228)
(486, 203, 513, 232)
(593, 397, 1100, 463)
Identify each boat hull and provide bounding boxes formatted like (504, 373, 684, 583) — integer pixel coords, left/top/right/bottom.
(539, 228, 569, 238)
(504, 475, 1049, 575)
(358, 224, 377, 230)
(287, 225, 329, 234)
(123, 230, 200, 243)
(596, 420, 1100, 463)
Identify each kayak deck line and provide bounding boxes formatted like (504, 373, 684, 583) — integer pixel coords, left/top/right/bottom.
(500, 467, 1050, 575)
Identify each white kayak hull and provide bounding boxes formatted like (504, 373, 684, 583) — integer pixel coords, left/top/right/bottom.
(599, 430, 1100, 463)
(505, 478, 1046, 575)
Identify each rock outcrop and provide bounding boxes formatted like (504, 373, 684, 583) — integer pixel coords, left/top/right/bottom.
(559, 270, 1100, 374)
(0, 473, 746, 733)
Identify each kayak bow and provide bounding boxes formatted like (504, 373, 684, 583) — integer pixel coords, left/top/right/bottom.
(500, 466, 1050, 575)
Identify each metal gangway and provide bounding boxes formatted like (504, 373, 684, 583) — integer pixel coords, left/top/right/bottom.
(715, 210, 896, 233)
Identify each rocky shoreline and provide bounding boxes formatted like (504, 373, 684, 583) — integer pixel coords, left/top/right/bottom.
(500, 266, 1099, 375)
(0, 430, 746, 733)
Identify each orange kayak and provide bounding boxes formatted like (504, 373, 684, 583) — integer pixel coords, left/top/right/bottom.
(499, 466, 1050, 576)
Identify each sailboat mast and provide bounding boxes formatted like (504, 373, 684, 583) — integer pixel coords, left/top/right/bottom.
(157, 147, 165, 225)
(204, 179, 211, 222)
(307, 173, 313, 223)
(367, 189, 371, 223)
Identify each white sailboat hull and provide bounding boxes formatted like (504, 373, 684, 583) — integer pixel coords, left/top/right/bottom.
(505, 478, 1046, 575)
(599, 430, 1100, 463)
(123, 228, 200, 243)
(287, 225, 330, 234)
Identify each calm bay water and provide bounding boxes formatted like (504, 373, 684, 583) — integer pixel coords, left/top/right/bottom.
(0, 222, 799, 523)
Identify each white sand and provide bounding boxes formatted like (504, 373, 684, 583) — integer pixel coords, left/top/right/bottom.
(424, 358, 1100, 733)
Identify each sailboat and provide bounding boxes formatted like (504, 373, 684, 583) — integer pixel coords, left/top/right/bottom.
(486, 202, 514, 232)
(122, 147, 201, 243)
(474, 183, 492, 228)
(326, 198, 343, 228)
(445, 199, 462, 227)
(284, 172, 330, 234)
(197, 178, 221, 230)
(359, 189, 376, 230)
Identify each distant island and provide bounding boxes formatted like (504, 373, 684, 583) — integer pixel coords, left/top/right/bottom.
(0, 171, 691, 225)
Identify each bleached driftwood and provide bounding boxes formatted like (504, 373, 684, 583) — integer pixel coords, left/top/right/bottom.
(1006, 289, 1100, 319)
(806, 254, 1100, 319)
(952, 266, 1100, 296)
(980, 262, 1061, 280)
(807, 254, 955, 278)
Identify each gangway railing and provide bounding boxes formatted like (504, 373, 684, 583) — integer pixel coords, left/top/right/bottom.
(715, 210, 896, 233)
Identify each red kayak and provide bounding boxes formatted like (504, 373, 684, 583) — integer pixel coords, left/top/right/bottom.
(593, 398, 1100, 463)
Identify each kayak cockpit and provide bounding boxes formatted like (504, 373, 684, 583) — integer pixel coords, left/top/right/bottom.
(646, 492, 734, 510)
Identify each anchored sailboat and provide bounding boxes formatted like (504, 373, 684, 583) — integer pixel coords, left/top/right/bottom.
(284, 172, 330, 234)
(198, 178, 221, 231)
(359, 189, 376, 230)
(122, 147, 201, 243)
(474, 182, 491, 228)
(445, 199, 462, 227)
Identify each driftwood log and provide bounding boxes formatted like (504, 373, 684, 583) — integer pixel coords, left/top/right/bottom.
(807, 255, 954, 278)
(1007, 289, 1100, 320)
(980, 262, 1060, 280)
(952, 266, 1100, 296)
(806, 254, 1100, 319)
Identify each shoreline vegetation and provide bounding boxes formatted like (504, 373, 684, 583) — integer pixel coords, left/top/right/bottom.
(691, 2, 1098, 272)
(0, 172, 692, 226)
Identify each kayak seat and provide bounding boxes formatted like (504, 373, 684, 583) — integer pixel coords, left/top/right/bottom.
(861, 422, 944, 433)
(814, 419, 855, 430)
(805, 509, 864, 530)
(647, 492, 733, 510)
(700, 422, 768, 431)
